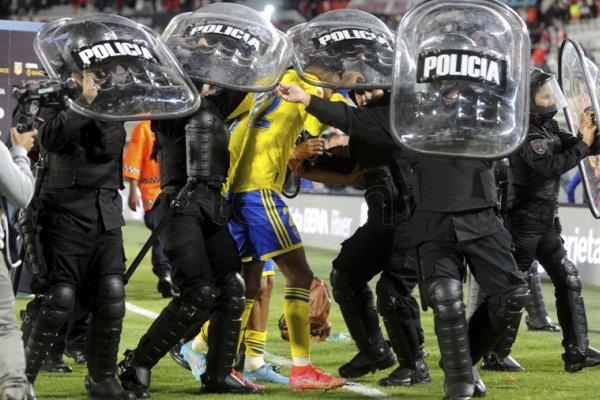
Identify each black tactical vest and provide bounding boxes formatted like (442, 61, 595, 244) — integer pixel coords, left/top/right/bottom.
(45, 120, 125, 190)
(411, 156, 497, 212)
(155, 99, 230, 192)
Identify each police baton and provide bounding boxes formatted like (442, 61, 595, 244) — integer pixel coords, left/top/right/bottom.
(124, 178, 198, 283)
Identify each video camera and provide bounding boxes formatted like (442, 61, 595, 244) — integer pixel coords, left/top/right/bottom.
(12, 78, 78, 133)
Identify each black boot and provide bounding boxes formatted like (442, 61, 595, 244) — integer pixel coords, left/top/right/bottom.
(379, 357, 431, 386)
(472, 367, 487, 397)
(562, 345, 600, 372)
(41, 352, 73, 373)
(117, 351, 151, 398)
(525, 315, 561, 332)
(65, 346, 87, 365)
(200, 370, 262, 394)
(339, 344, 396, 379)
(481, 352, 524, 372)
(85, 376, 136, 400)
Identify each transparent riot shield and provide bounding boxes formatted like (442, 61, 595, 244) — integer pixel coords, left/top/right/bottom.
(559, 38, 600, 218)
(288, 8, 395, 90)
(391, 0, 530, 159)
(34, 14, 200, 121)
(162, 3, 292, 92)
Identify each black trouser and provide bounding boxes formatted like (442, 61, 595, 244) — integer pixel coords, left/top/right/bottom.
(331, 210, 423, 367)
(121, 190, 244, 384)
(143, 208, 171, 278)
(25, 209, 126, 383)
(418, 227, 528, 397)
(507, 208, 587, 350)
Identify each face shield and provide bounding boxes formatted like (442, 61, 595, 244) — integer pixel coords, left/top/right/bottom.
(34, 14, 200, 121)
(162, 3, 292, 92)
(288, 8, 394, 90)
(530, 75, 567, 115)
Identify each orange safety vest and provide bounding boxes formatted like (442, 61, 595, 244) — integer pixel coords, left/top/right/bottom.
(123, 120, 161, 211)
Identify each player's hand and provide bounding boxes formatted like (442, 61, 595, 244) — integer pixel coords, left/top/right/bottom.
(275, 83, 311, 106)
(293, 138, 325, 160)
(10, 127, 37, 153)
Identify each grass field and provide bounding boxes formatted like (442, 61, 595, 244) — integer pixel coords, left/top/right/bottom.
(18, 221, 600, 399)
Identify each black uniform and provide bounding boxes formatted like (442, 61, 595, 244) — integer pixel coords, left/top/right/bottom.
(305, 96, 528, 399)
(23, 103, 135, 400)
(307, 94, 430, 386)
(506, 116, 600, 372)
(117, 89, 256, 396)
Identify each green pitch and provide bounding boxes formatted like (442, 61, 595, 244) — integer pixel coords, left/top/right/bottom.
(18, 221, 600, 399)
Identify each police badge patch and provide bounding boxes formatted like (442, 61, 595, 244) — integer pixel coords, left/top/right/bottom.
(530, 138, 547, 154)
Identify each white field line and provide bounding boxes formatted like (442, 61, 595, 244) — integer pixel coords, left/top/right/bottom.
(125, 302, 388, 398)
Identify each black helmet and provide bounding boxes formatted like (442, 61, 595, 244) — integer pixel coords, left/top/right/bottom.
(529, 67, 566, 116)
(62, 21, 117, 73)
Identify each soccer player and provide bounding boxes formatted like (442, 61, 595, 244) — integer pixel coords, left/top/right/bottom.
(183, 64, 347, 391)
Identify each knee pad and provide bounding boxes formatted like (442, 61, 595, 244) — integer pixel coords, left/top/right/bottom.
(330, 268, 367, 304)
(38, 284, 76, 328)
(376, 276, 418, 319)
(560, 257, 582, 292)
(181, 283, 217, 311)
(425, 279, 464, 321)
(217, 273, 245, 313)
(502, 285, 529, 312)
(94, 275, 126, 320)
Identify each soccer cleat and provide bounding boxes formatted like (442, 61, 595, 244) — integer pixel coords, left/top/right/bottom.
(169, 340, 191, 371)
(289, 365, 345, 392)
(180, 340, 206, 381)
(243, 363, 289, 384)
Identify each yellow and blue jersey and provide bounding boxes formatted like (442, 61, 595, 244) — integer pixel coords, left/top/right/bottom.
(226, 69, 334, 195)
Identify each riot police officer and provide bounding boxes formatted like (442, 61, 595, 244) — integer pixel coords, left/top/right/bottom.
(297, 87, 431, 386)
(503, 67, 600, 372)
(22, 21, 135, 400)
(276, 76, 529, 399)
(117, 3, 293, 396)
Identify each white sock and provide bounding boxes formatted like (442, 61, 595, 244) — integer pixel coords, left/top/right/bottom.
(244, 355, 265, 373)
(292, 357, 311, 367)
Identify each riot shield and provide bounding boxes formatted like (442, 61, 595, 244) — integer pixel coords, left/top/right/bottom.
(162, 3, 292, 92)
(559, 38, 600, 218)
(34, 14, 199, 121)
(391, 0, 530, 159)
(287, 8, 395, 90)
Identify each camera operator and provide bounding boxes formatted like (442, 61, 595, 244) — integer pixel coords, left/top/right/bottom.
(21, 21, 135, 400)
(1, 126, 36, 400)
